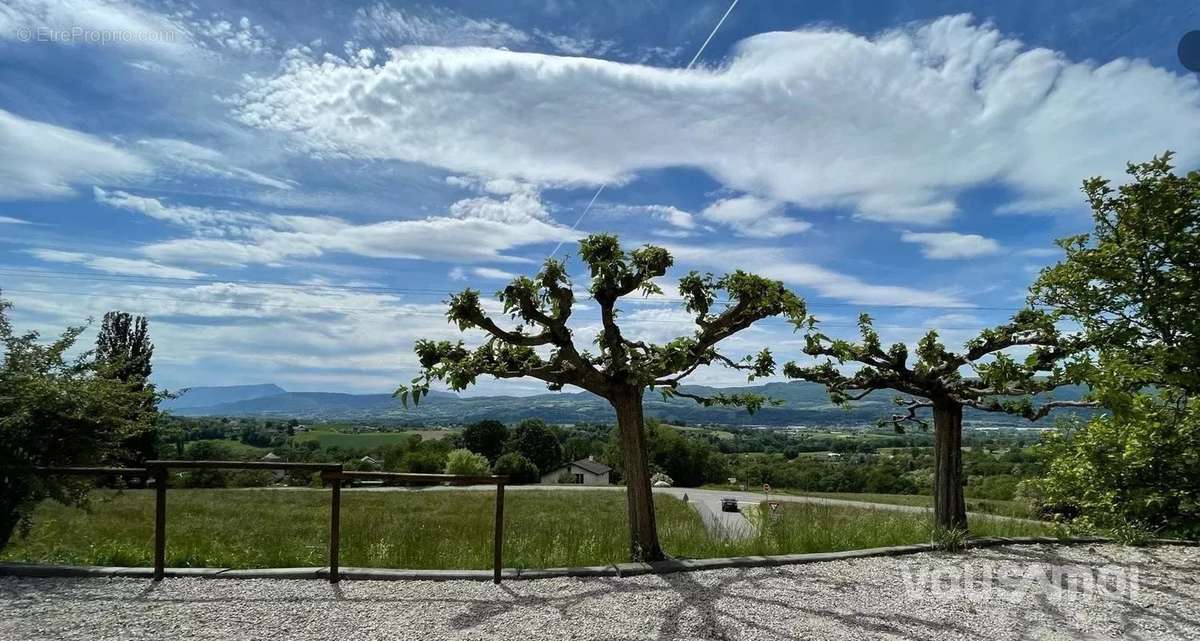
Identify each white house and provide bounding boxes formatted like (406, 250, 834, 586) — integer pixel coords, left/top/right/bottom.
(540, 456, 612, 486)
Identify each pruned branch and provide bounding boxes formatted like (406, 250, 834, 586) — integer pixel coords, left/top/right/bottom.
(785, 309, 1091, 423)
(964, 398, 1101, 421)
(401, 235, 805, 407)
(888, 398, 933, 432)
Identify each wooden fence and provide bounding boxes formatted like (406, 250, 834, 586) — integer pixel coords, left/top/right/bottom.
(23, 462, 509, 584)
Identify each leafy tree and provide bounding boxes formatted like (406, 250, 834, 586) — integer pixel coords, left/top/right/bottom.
(562, 436, 594, 462)
(1030, 153, 1199, 396)
(444, 448, 490, 476)
(462, 419, 509, 462)
(182, 440, 237, 487)
(1028, 154, 1200, 537)
(784, 311, 1090, 531)
(96, 311, 154, 384)
(633, 419, 725, 487)
(397, 449, 447, 474)
(492, 452, 540, 484)
(0, 296, 157, 547)
(507, 419, 562, 476)
(398, 234, 805, 561)
(95, 311, 158, 465)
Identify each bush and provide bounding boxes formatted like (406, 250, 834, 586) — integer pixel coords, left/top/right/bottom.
(1033, 393, 1200, 539)
(226, 470, 277, 488)
(179, 469, 226, 488)
(444, 448, 490, 476)
(493, 453, 540, 484)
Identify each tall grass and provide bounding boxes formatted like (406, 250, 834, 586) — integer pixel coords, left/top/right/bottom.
(0, 489, 1054, 569)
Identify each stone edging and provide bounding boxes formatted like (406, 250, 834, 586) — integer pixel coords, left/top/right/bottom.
(1, 537, 1193, 582)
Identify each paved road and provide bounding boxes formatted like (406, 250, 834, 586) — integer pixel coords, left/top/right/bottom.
(670, 490, 756, 539)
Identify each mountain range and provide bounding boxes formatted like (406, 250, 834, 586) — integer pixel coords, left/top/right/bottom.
(162, 382, 1091, 428)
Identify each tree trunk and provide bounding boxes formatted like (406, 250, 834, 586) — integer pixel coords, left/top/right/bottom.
(611, 389, 664, 562)
(932, 399, 967, 531)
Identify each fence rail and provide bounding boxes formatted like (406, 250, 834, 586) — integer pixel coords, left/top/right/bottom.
(22, 463, 509, 584)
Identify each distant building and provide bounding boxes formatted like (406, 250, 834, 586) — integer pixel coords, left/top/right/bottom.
(540, 456, 612, 486)
(261, 452, 285, 481)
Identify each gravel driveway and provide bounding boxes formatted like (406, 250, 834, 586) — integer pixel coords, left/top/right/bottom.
(2, 544, 1196, 641)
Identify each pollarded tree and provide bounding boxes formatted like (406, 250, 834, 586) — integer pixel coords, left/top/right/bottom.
(783, 310, 1092, 531)
(399, 234, 806, 561)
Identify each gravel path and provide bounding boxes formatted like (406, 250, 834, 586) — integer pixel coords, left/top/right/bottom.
(2, 544, 1196, 641)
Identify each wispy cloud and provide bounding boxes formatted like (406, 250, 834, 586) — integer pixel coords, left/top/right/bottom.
(235, 14, 1200, 223)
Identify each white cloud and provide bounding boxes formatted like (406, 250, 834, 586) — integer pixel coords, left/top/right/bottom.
(667, 244, 970, 308)
(0, 216, 30, 224)
(0, 110, 150, 200)
(700, 196, 810, 238)
(235, 15, 1200, 223)
(599, 203, 698, 231)
(472, 267, 518, 280)
(190, 15, 274, 55)
(135, 139, 295, 190)
(1019, 247, 1062, 258)
(95, 188, 578, 267)
(900, 231, 1002, 259)
(351, 3, 530, 48)
(27, 248, 207, 279)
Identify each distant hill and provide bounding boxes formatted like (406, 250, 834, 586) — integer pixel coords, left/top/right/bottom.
(162, 384, 287, 411)
(165, 380, 1092, 428)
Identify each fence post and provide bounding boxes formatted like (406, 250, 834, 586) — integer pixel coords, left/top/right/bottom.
(327, 469, 342, 583)
(493, 480, 505, 584)
(152, 465, 167, 581)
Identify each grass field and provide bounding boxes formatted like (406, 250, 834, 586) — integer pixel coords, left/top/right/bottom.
(289, 429, 453, 450)
(0, 489, 1054, 570)
(787, 491, 1037, 519)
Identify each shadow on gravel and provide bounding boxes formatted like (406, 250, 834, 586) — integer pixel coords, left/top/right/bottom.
(2, 545, 1197, 640)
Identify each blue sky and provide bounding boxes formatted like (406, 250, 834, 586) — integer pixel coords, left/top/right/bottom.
(1, 0, 1198, 395)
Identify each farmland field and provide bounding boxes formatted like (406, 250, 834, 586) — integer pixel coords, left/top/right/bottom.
(289, 429, 454, 449)
(1, 489, 1053, 569)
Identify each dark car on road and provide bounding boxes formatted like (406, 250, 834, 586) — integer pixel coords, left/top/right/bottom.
(720, 497, 739, 512)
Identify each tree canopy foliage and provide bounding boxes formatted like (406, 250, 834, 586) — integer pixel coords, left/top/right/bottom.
(507, 419, 561, 476)
(462, 419, 508, 463)
(398, 234, 806, 406)
(444, 448, 490, 476)
(784, 311, 1091, 430)
(1029, 154, 1200, 538)
(1030, 153, 1199, 396)
(0, 296, 159, 548)
(397, 234, 806, 561)
(784, 310, 1091, 529)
